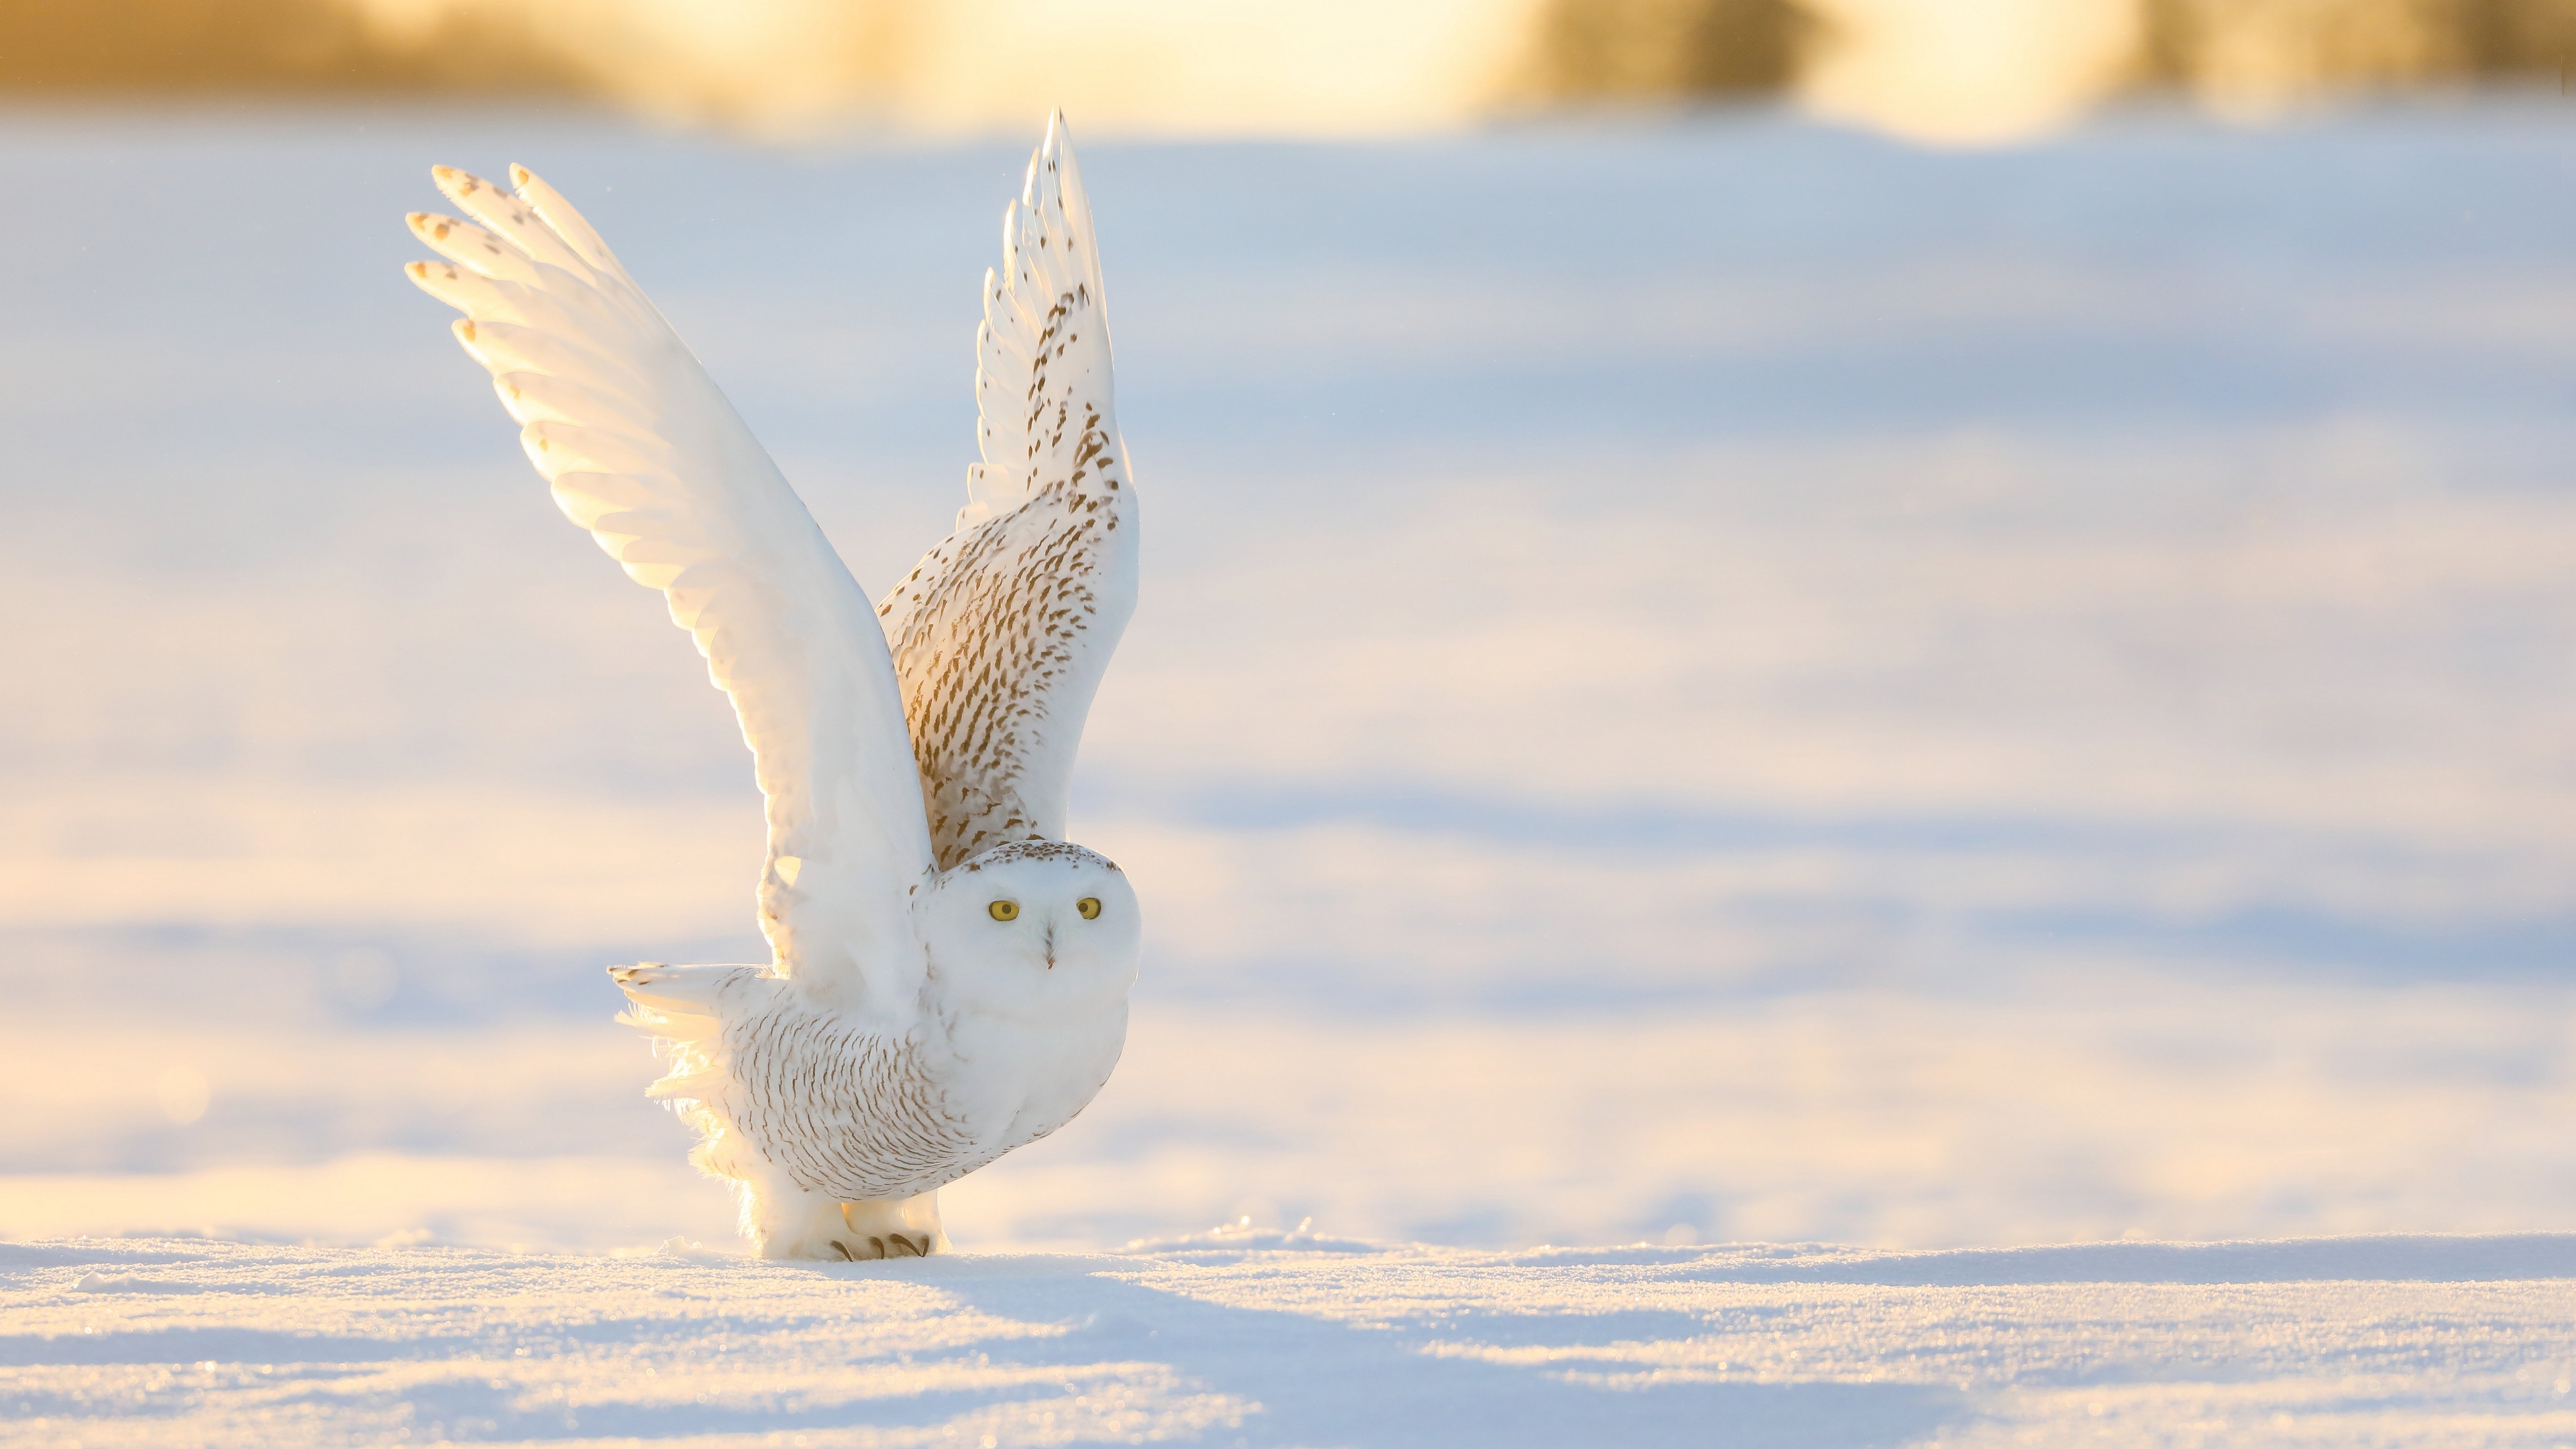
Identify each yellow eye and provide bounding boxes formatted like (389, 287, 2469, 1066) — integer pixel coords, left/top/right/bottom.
(987, 900, 1019, 921)
(1077, 897, 1102, 920)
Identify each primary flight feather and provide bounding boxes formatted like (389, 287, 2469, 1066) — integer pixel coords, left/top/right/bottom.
(405, 113, 1140, 1260)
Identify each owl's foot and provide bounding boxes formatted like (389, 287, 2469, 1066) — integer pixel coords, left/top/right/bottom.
(824, 1231, 934, 1260)
(742, 1181, 855, 1260)
(839, 1192, 947, 1258)
(739, 1175, 947, 1260)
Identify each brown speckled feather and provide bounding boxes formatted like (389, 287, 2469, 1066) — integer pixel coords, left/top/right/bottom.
(877, 115, 1138, 869)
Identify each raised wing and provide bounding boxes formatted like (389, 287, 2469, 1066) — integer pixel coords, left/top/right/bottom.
(405, 165, 935, 996)
(879, 113, 1140, 869)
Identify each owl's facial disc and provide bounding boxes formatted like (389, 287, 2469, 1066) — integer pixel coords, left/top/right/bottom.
(926, 840, 1140, 1014)
(983, 890, 1110, 964)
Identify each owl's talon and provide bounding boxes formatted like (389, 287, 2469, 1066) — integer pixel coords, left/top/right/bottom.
(753, 1187, 945, 1259)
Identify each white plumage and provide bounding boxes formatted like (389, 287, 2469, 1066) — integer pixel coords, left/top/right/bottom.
(405, 114, 1140, 1260)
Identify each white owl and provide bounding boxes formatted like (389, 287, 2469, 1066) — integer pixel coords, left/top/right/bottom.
(404, 114, 1140, 1260)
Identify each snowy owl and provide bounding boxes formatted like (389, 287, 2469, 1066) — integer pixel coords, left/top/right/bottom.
(403, 114, 1140, 1260)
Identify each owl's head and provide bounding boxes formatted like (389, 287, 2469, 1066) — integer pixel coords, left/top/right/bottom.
(919, 839, 1140, 1018)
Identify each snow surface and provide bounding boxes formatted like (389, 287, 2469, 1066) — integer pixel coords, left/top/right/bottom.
(9, 1231, 2575, 1446)
(7, 99, 2576, 1444)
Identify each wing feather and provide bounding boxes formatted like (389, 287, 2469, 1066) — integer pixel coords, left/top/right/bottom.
(407, 167, 936, 999)
(407, 211, 539, 284)
(879, 112, 1138, 869)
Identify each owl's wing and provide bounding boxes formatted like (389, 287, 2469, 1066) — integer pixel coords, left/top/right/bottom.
(878, 113, 1140, 869)
(405, 166, 936, 996)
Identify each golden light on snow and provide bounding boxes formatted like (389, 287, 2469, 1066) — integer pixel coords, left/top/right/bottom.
(0, 780, 756, 946)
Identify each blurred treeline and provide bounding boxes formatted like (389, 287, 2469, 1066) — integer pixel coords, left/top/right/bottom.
(5, 0, 2574, 115)
(1517, 0, 2576, 101)
(0, 0, 906, 128)
(2131, 0, 2576, 95)
(0, 0, 589, 98)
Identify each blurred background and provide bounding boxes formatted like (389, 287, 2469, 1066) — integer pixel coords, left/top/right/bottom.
(14, 0, 2576, 139)
(5, 0, 2575, 1252)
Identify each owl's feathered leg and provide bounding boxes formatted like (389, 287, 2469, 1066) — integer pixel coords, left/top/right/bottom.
(738, 1165, 861, 1260)
(737, 1167, 943, 1260)
(840, 1190, 947, 1258)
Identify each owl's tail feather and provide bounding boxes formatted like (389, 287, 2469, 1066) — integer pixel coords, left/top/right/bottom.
(609, 961, 752, 1015)
(612, 965, 742, 1095)
(605, 961, 769, 1212)
(647, 1068, 728, 1099)
(618, 1008, 720, 1042)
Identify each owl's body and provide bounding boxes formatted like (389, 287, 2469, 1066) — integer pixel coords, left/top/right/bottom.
(613, 841, 1138, 1256)
(405, 116, 1142, 1258)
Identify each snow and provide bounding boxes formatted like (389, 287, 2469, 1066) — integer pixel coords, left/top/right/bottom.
(10, 1232, 2575, 1446)
(7, 99, 2576, 1442)
(12, 989, 2576, 1254)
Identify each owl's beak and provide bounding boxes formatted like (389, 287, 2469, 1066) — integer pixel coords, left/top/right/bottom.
(1043, 921, 1056, 970)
